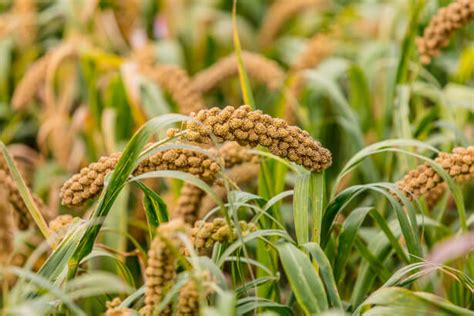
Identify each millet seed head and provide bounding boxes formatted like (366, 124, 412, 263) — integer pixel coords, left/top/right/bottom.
(60, 147, 221, 207)
(190, 51, 285, 93)
(0, 168, 52, 230)
(172, 183, 206, 225)
(396, 146, 474, 205)
(173, 105, 332, 172)
(143, 219, 190, 316)
(176, 271, 213, 316)
(0, 177, 15, 265)
(416, 0, 474, 64)
(141, 64, 205, 115)
(191, 218, 257, 252)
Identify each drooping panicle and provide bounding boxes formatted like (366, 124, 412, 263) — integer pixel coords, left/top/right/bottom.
(60, 148, 221, 207)
(172, 183, 206, 225)
(190, 51, 285, 93)
(396, 147, 474, 205)
(11, 54, 51, 110)
(417, 0, 474, 64)
(142, 220, 189, 316)
(170, 105, 332, 172)
(142, 64, 205, 115)
(0, 169, 52, 230)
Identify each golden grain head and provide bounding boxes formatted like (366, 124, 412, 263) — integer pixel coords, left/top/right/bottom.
(143, 219, 189, 316)
(417, 0, 474, 64)
(172, 183, 206, 225)
(0, 168, 52, 230)
(176, 271, 213, 316)
(191, 217, 257, 252)
(104, 297, 134, 316)
(170, 105, 332, 172)
(48, 214, 75, 235)
(396, 146, 474, 204)
(62, 142, 257, 210)
(11, 54, 51, 110)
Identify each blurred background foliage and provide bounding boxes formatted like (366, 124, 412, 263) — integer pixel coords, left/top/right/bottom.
(0, 0, 473, 315)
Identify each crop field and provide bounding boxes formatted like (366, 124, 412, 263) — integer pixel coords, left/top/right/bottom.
(0, 0, 473, 315)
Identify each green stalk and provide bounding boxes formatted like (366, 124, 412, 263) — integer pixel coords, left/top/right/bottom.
(232, 0, 256, 108)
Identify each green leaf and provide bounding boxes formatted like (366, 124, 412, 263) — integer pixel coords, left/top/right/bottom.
(217, 291, 237, 316)
(276, 242, 328, 313)
(303, 242, 343, 309)
(7, 267, 85, 315)
(217, 229, 292, 267)
(37, 220, 88, 282)
(355, 287, 474, 315)
(350, 215, 446, 308)
(131, 170, 222, 210)
(136, 181, 169, 239)
(64, 271, 133, 300)
(334, 207, 372, 284)
(236, 297, 292, 316)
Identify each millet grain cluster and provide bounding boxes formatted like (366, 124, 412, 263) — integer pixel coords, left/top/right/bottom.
(396, 146, 474, 205)
(417, 0, 474, 64)
(218, 141, 260, 168)
(105, 297, 134, 316)
(142, 220, 189, 316)
(0, 176, 15, 264)
(170, 105, 332, 172)
(60, 152, 121, 207)
(191, 218, 257, 253)
(60, 148, 220, 207)
(172, 183, 207, 225)
(12, 41, 78, 110)
(48, 214, 74, 235)
(11, 54, 51, 110)
(0, 168, 51, 230)
(176, 271, 213, 316)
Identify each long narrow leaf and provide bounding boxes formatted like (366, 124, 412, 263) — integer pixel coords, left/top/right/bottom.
(276, 242, 328, 313)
